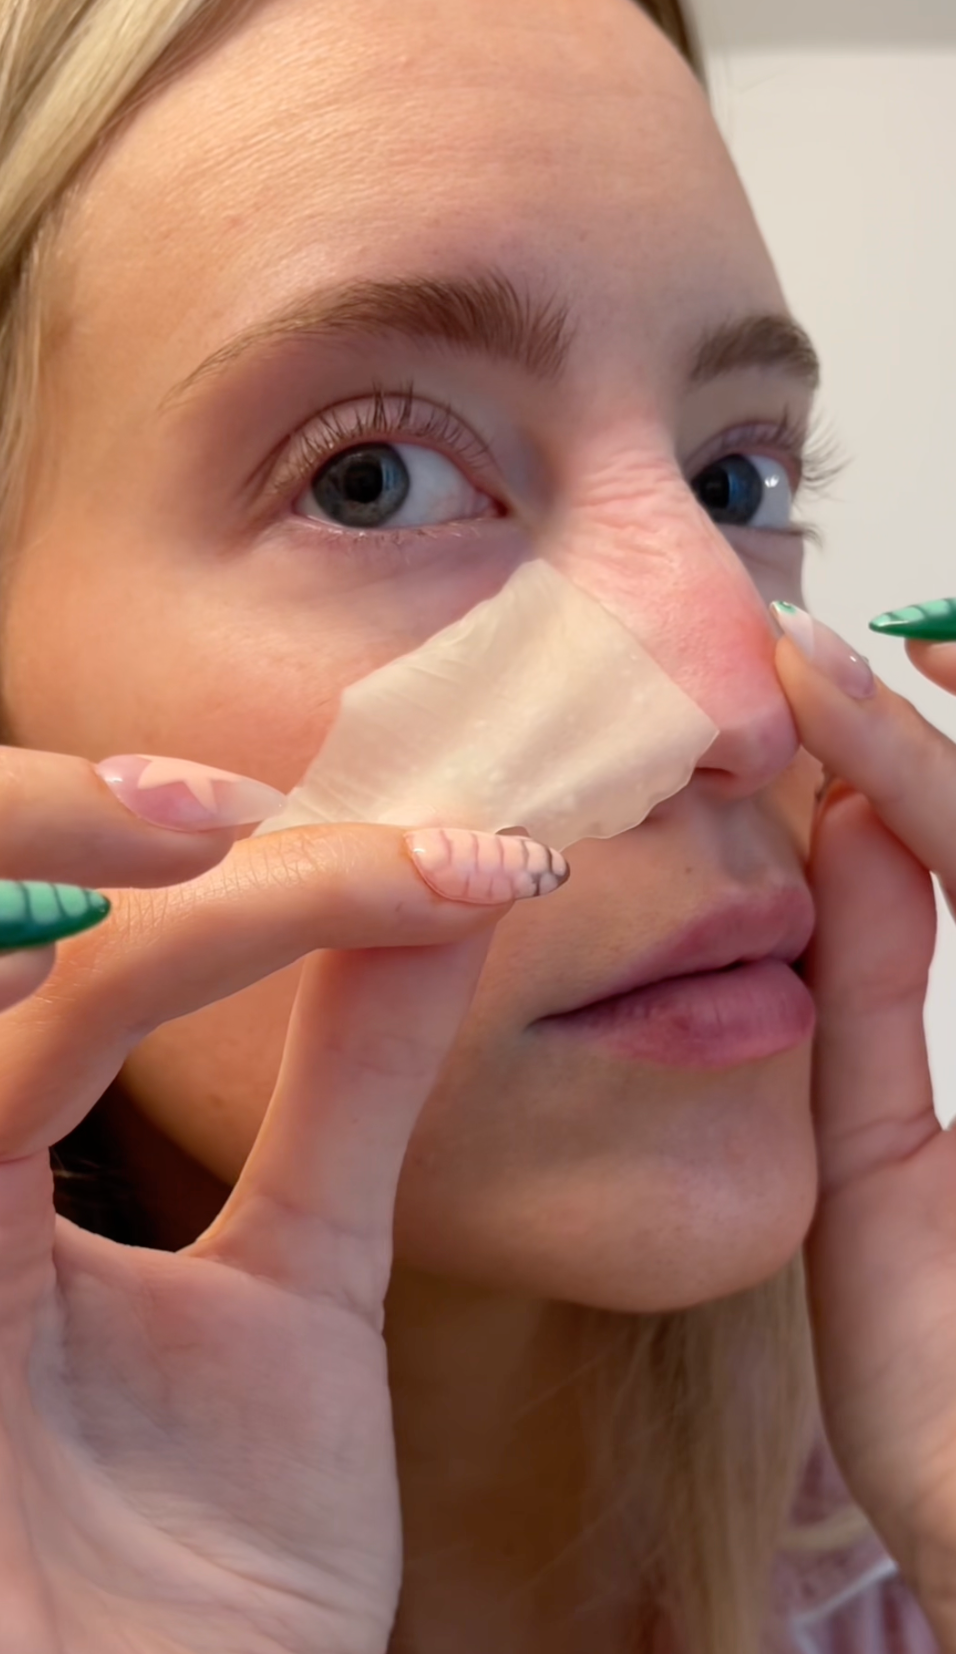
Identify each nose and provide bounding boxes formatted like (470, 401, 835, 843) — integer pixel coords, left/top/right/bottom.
(551, 493, 800, 799)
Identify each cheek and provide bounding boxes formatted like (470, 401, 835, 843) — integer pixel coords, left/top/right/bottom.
(0, 530, 393, 789)
(0, 514, 530, 791)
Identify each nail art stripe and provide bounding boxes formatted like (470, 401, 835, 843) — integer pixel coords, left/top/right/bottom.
(404, 828, 570, 904)
(0, 881, 111, 950)
(869, 599, 956, 640)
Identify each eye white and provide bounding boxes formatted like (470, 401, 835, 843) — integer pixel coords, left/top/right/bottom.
(747, 455, 794, 530)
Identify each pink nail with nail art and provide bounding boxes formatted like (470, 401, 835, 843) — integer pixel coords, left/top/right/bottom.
(403, 827, 570, 904)
(95, 754, 288, 830)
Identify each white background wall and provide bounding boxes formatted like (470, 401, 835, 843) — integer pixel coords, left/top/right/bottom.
(694, 0, 956, 1121)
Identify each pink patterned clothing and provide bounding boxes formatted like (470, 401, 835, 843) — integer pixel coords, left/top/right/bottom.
(771, 1436, 939, 1653)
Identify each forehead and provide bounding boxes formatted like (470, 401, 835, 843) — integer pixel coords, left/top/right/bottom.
(57, 0, 781, 394)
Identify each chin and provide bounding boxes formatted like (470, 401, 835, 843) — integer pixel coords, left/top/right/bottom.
(394, 1043, 818, 1313)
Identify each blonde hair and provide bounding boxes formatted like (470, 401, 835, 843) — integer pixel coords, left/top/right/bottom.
(0, 0, 257, 563)
(0, 3, 871, 1649)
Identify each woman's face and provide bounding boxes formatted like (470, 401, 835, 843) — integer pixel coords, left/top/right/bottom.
(3, 0, 822, 1309)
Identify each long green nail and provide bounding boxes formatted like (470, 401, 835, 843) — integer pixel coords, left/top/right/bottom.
(869, 598, 956, 640)
(0, 881, 111, 950)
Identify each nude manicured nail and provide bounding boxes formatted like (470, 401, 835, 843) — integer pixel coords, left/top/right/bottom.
(403, 827, 570, 904)
(94, 754, 287, 830)
(771, 602, 876, 700)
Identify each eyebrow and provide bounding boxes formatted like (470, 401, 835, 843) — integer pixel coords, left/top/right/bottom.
(161, 267, 821, 411)
(161, 271, 571, 411)
(688, 311, 820, 392)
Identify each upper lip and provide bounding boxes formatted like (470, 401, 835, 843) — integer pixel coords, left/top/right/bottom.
(542, 885, 816, 1019)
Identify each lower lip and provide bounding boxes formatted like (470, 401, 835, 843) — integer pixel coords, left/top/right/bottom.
(538, 959, 815, 1069)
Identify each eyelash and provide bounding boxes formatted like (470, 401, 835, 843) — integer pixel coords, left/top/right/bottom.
(268, 382, 495, 511)
(266, 382, 848, 544)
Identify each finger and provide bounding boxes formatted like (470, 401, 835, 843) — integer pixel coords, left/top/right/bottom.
(905, 638, 956, 695)
(187, 932, 493, 1310)
(803, 766, 956, 1555)
(0, 748, 284, 887)
(806, 786, 937, 1196)
(0, 826, 569, 1157)
(775, 622, 956, 890)
(0, 947, 56, 1014)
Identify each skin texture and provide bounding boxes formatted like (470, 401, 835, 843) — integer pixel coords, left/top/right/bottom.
(0, 0, 827, 1645)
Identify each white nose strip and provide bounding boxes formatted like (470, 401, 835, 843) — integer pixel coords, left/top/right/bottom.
(253, 560, 718, 851)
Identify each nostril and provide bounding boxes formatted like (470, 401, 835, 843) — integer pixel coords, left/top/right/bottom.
(697, 696, 801, 796)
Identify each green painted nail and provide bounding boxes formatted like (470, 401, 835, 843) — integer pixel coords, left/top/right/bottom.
(869, 598, 956, 640)
(0, 881, 111, 951)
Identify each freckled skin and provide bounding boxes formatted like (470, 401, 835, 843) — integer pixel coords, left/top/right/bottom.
(1, 0, 818, 1316)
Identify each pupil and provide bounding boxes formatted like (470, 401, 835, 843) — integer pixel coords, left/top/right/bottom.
(347, 457, 387, 504)
(314, 444, 411, 527)
(693, 455, 762, 525)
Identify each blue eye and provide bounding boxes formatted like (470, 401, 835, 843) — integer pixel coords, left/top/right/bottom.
(310, 445, 411, 528)
(692, 454, 793, 530)
(296, 439, 495, 532)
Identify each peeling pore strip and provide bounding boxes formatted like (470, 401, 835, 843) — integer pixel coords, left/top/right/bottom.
(253, 560, 718, 851)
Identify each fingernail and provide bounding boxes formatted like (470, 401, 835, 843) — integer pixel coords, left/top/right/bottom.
(0, 881, 110, 950)
(403, 827, 570, 905)
(869, 598, 956, 640)
(94, 755, 287, 831)
(771, 602, 876, 699)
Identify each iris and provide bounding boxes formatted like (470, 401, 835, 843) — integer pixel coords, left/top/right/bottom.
(313, 444, 411, 528)
(692, 455, 764, 525)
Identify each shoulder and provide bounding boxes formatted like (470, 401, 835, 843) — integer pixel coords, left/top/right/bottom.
(785, 1568, 938, 1654)
(770, 1433, 940, 1653)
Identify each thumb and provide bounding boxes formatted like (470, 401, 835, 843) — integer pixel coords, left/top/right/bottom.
(0, 823, 568, 1156)
(905, 637, 956, 696)
(802, 741, 956, 1570)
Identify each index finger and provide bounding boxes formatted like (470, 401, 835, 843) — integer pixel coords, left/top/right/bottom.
(0, 747, 263, 886)
(773, 610, 956, 889)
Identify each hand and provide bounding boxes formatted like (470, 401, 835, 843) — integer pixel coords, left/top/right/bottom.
(0, 749, 567, 1654)
(774, 620, 956, 1645)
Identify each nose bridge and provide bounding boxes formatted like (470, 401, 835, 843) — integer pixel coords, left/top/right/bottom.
(550, 501, 800, 795)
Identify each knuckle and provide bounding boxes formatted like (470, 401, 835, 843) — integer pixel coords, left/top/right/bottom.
(24, 885, 155, 1024)
(245, 827, 341, 891)
(828, 970, 924, 1021)
(244, 826, 389, 918)
(292, 826, 367, 887)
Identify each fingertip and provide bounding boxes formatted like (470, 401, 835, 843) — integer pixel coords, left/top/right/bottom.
(402, 827, 566, 908)
(904, 638, 956, 693)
